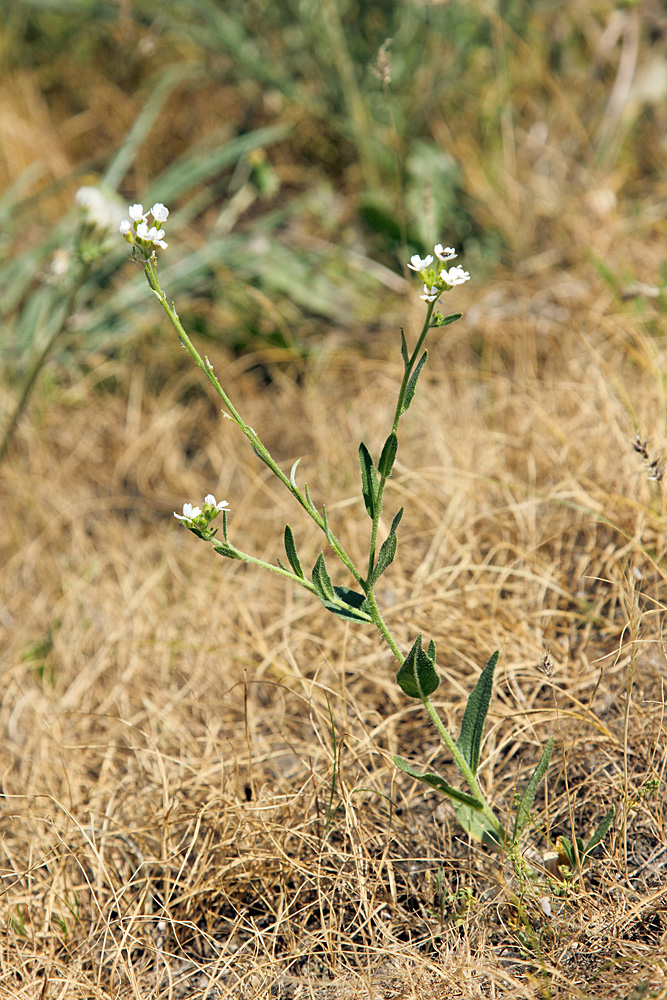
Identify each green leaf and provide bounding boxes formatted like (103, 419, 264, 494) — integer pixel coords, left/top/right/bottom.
(368, 508, 403, 587)
(358, 442, 378, 519)
(456, 650, 499, 776)
(400, 328, 409, 365)
(512, 737, 554, 846)
(378, 432, 398, 478)
(430, 311, 462, 329)
(290, 458, 301, 490)
(283, 525, 304, 579)
(401, 350, 428, 414)
(393, 756, 483, 810)
(396, 634, 440, 700)
(321, 586, 373, 623)
(311, 552, 336, 603)
(455, 805, 503, 848)
(583, 804, 615, 861)
(370, 533, 396, 587)
(427, 638, 436, 663)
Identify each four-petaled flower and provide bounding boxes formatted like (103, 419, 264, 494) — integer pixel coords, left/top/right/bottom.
(174, 502, 202, 523)
(408, 254, 434, 272)
(434, 244, 457, 262)
(151, 203, 169, 223)
(204, 494, 229, 512)
(420, 284, 440, 302)
(441, 265, 470, 286)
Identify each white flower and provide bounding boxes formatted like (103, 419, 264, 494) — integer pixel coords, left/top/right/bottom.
(129, 204, 146, 221)
(420, 284, 440, 302)
(441, 265, 470, 286)
(434, 244, 457, 262)
(151, 203, 169, 223)
(136, 222, 167, 248)
(204, 494, 229, 511)
(174, 502, 202, 522)
(119, 219, 131, 235)
(408, 253, 434, 271)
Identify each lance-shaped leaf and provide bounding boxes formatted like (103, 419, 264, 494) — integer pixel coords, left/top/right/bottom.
(283, 525, 304, 579)
(289, 458, 301, 490)
(512, 737, 554, 846)
(400, 328, 409, 365)
(430, 311, 462, 330)
(427, 638, 436, 663)
(401, 350, 428, 414)
(393, 756, 483, 810)
(358, 442, 378, 519)
(368, 508, 403, 587)
(582, 804, 615, 861)
(311, 552, 336, 603)
(456, 650, 499, 776)
(378, 432, 398, 478)
(396, 633, 440, 699)
(321, 585, 373, 623)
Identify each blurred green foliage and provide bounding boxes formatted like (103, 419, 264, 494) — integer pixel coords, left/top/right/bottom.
(1, 0, 663, 381)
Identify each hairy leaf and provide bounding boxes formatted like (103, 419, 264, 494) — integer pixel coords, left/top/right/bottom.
(512, 737, 554, 846)
(583, 804, 615, 861)
(401, 350, 428, 414)
(378, 432, 398, 478)
(283, 524, 304, 578)
(311, 552, 335, 603)
(456, 650, 499, 775)
(358, 442, 378, 519)
(393, 756, 483, 810)
(396, 633, 440, 699)
(321, 585, 373, 623)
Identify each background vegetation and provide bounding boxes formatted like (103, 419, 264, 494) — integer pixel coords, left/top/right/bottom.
(2, 0, 667, 997)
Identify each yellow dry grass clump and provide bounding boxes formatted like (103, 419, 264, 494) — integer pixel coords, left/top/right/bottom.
(2, 214, 667, 999)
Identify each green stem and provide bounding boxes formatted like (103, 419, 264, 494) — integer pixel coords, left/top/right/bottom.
(366, 302, 435, 579)
(144, 260, 363, 586)
(423, 694, 503, 836)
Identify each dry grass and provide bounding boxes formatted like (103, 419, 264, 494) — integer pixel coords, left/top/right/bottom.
(2, 213, 667, 999)
(3, 5, 667, 994)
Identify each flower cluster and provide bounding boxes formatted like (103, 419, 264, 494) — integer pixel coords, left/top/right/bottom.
(175, 494, 229, 526)
(119, 203, 170, 260)
(408, 242, 470, 304)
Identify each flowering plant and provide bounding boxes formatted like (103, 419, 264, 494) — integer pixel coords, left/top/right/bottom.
(121, 202, 557, 860)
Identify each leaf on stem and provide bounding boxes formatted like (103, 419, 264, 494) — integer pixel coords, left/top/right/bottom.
(322, 586, 373, 623)
(359, 442, 379, 519)
(284, 525, 304, 579)
(396, 633, 440, 699)
(311, 552, 336, 603)
(290, 458, 301, 490)
(378, 432, 398, 478)
(456, 650, 499, 776)
(400, 328, 409, 365)
(455, 804, 503, 848)
(368, 507, 403, 587)
(401, 350, 428, 415)
(430, 312, 462, 329)
(393, 756, 483, 810)
(512, 736, 554, 847)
